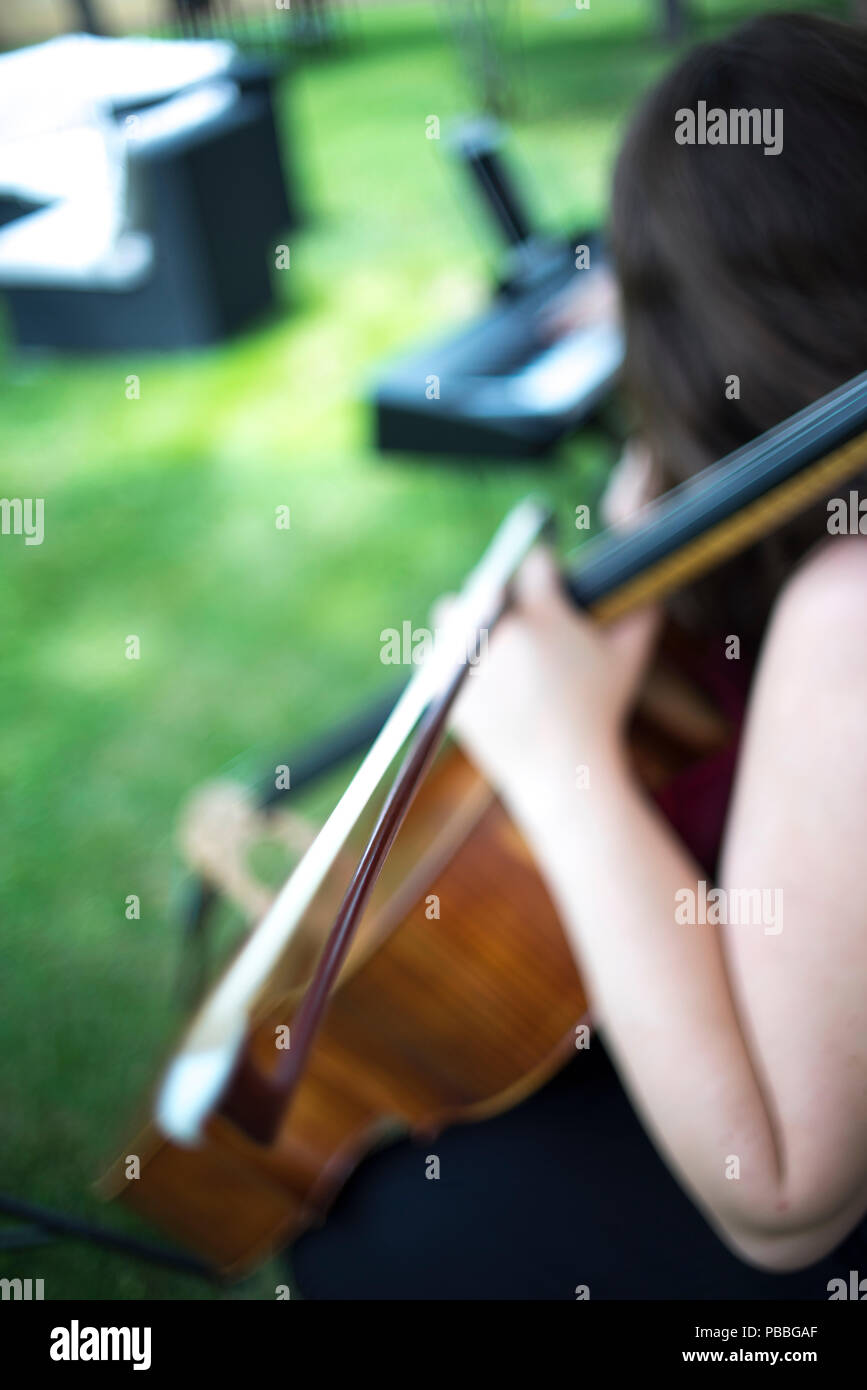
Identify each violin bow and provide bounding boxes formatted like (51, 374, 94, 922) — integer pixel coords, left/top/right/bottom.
(157, 498, 554, 1145)
(158, 368, 867, 1149)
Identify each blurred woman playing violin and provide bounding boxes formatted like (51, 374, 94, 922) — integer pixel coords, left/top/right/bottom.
(291, 12, 867, 1299)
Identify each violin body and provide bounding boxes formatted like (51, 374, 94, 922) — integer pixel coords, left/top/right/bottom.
(103, 634, 728, 1275)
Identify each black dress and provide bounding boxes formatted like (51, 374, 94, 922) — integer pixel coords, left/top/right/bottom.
(288, 1035, 867, 1300)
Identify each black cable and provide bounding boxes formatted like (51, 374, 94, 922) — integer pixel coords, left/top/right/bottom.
(256, 682, 403, 810)
(0, 1193, 222, 1283)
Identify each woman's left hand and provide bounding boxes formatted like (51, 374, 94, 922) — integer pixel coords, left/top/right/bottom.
(436, 547, 660, 827)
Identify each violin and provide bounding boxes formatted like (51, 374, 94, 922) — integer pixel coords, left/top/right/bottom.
(101, 371, 867, 1276)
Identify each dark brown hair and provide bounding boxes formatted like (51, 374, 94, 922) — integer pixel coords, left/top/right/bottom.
(610, 11, 867, 645)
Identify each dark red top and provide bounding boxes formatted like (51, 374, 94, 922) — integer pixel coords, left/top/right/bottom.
(653, 641, 754, 877)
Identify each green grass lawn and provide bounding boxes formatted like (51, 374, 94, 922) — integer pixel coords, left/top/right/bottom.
(0, 0, 843, 1300)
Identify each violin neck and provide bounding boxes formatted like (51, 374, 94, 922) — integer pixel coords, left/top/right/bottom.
(567, 370, 867, 624)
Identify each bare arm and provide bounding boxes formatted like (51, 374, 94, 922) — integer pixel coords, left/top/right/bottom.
(449, 538, 867, 1269)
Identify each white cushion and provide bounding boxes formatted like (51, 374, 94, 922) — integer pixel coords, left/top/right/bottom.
(0, 199, 152, 289)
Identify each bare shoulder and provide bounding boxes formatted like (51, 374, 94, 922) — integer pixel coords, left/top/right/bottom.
(722, 537, 866, 900)
(759, 536, 867, 684)
(731, 535, 867, 792)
